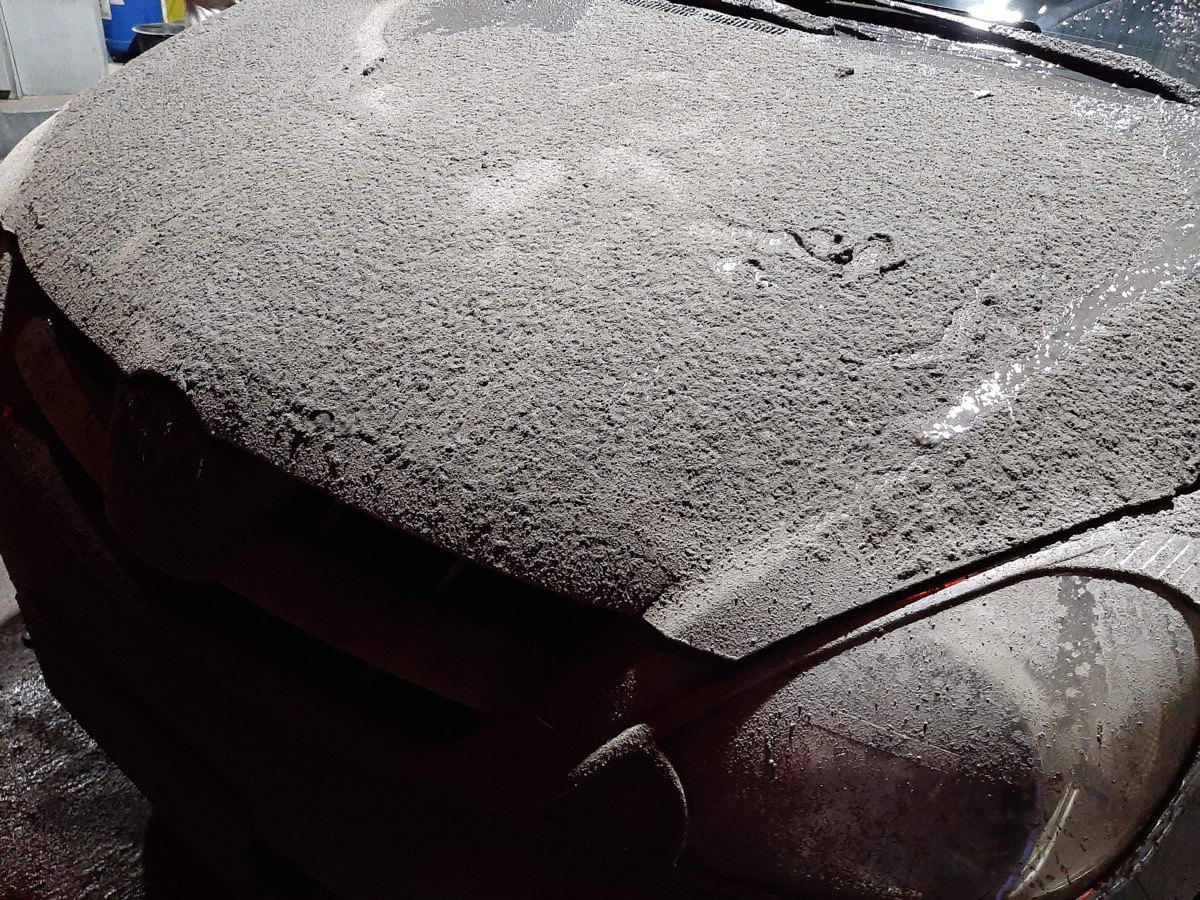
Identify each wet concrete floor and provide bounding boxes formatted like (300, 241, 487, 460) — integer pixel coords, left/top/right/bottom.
(0, 563, 152, 900)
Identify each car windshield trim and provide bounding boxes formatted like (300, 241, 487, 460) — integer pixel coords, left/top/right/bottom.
(663, 0, 1200, 103)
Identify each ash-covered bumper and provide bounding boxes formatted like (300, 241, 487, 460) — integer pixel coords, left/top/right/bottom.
(3, 245, 1200, 900)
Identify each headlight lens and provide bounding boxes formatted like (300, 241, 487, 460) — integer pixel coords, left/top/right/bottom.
(666, 575, 1200, 899)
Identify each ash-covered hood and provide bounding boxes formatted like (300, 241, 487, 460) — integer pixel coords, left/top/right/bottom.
(7, 0, 1199, 658)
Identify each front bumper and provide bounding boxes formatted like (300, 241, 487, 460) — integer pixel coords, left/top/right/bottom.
(2, 244, 1200, 900)
(0, 247, 718, 899)
(0, 403, 713, 900)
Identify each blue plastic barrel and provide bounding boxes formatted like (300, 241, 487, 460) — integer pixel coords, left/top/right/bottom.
(101, 0, 164, 57)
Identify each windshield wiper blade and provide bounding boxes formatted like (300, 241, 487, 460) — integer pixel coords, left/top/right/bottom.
(648, 0, 857, 36)
(979, 20, 1200, 103)
(839, 0, 1198, 101)
(665, 0, 1200, 104)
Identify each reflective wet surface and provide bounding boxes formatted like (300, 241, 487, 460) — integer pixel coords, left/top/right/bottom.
(0, 572, 151, 899)
(910, 0, 1200, 87)
(1046, 0, 1200, 88)
(917, 102, 1200, 446)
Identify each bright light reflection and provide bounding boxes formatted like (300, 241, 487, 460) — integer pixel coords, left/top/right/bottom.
(966, 0, 1024, 22)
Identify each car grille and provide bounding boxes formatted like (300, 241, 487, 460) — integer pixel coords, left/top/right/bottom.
(0, 251, 630, 739)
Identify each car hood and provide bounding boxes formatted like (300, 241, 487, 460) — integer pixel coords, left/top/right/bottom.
(6, 0, 1199, 658)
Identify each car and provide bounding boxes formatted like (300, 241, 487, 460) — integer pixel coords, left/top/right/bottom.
(0, 0, 1197, 897)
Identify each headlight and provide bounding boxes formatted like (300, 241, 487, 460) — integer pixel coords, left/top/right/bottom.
(104, 376, 291, 579)
(664, 575, 1200, 899)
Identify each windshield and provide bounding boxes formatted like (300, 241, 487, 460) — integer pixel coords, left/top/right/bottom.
(918, 0, 1199, 86)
